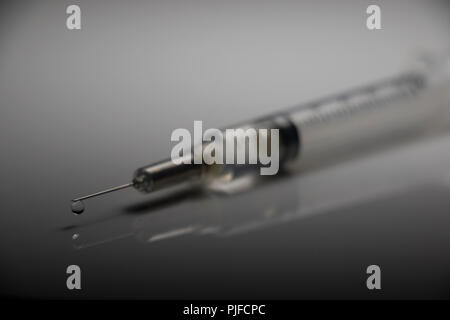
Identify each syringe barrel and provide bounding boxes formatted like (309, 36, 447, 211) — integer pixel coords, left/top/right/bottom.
(133, 57, 450, 193)
(282, 62, 450, 170)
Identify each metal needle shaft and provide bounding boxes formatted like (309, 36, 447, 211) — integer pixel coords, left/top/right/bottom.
(72, 182, 134, 202)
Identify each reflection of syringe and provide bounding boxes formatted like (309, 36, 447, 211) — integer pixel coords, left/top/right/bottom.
(71, 56, 450, 214)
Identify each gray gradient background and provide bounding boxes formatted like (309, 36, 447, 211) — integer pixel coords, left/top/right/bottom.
(1, 0, 450, 299)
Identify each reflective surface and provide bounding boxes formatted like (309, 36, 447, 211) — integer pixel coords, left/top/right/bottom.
(1, 0, 450, 299)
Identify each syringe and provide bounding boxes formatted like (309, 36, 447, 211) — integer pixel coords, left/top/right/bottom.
(71, 56, 450, 214)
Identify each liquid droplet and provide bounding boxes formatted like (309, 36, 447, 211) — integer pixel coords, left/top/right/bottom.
(72, 233, 79, 240)
(71, 200, 84, 214)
